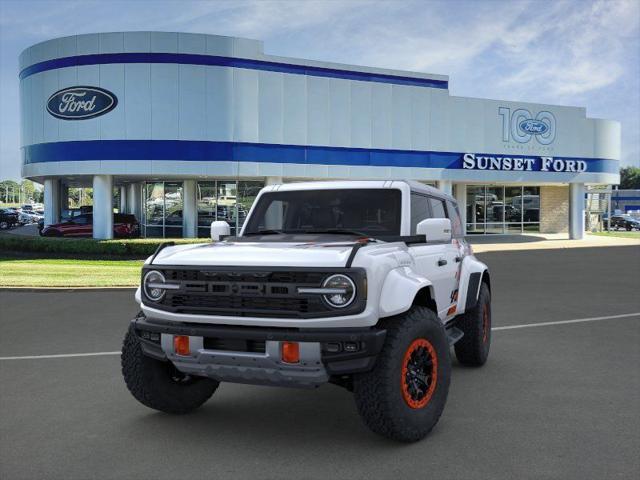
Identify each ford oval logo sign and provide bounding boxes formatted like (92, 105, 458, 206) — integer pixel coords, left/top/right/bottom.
(518, 119, 549, 135)
(46, 86, 117, 120)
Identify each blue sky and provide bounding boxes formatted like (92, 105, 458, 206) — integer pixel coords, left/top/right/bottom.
(0, 0, 638, 181)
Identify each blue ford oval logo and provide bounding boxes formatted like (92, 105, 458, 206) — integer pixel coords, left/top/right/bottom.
(46, 86, 117, 120)
(518, 119, 549, 135)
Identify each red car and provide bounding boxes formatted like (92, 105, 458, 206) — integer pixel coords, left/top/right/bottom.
(41, 213, 140, 238)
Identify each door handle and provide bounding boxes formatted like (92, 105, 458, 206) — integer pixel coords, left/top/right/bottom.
(437, 259, 447, 266)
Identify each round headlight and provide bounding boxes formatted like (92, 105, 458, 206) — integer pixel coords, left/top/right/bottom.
(322, 274, 356, 308)
(143, 270, 166, 302)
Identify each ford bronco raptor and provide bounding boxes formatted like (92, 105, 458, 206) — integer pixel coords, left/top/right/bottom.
(122, 180, 491, 442)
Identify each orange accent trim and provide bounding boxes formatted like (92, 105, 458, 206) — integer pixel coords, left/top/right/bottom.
(281, 342, 300, 364)
(401, 338, 438, 409)
(482, 304, 490, 343)
(447, 305, 457, 316)
(173, 335, 190, 356)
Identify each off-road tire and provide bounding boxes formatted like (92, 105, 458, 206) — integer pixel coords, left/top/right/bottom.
(0, 221, 8, 230)
(454, 283, 491, 366)
(353, 306, 451, 442)
(121, 326, 219, 414)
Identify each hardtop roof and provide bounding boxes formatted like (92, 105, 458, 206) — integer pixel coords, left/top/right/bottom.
(264, 180, 454, 201)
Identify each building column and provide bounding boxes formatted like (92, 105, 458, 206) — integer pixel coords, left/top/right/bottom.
(454, 183, 467, 235)
(119, 186, 127, 213)
(43, 178, 61, 226)
(437, 180, 452, 195)
(569, 183, 585, 240)
(93, 175, 113, 239)
(182, 180, 197, 238)
(60, 184, 69, 212)
(127, 183, 143, 221)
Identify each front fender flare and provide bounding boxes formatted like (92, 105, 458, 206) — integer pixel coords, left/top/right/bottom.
(457, 256, 489, 315)
(378, 267, 434, 318)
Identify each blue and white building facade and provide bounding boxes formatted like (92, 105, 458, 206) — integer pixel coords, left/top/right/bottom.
(20, 32, 621, 239)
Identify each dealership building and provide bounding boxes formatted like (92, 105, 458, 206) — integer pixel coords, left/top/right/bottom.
(20, 32, 621, 239)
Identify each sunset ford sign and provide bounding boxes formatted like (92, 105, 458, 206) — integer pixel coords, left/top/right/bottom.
(46, 86, 117, 120)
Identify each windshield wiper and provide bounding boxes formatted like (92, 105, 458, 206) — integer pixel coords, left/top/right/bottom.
(243, 229, 285, 236)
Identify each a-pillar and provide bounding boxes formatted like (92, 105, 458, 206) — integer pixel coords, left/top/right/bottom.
(127, 183, 143, 221)
(569, 183, 585, 240)
(182, 180, 197, 238)
(454, 183, 467, 235)
(437, 180, 452, 196)
(43, 178, 61, 226)
(93, 175, 113, 239)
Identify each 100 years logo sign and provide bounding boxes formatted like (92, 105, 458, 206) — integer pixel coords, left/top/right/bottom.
(46, 86, 117, 120)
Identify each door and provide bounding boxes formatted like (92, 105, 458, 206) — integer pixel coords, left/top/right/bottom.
(407, 194, 459, 317)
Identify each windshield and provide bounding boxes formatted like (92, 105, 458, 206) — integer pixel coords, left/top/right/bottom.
(243, 188, 402, 238)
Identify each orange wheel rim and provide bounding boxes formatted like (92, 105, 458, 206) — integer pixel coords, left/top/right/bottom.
(482, 304, 490, 343)
(401, 338, 438, 409)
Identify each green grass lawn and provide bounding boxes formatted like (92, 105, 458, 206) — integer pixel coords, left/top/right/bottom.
(589, 231, 640, 239)
(0, 257, 144, 287)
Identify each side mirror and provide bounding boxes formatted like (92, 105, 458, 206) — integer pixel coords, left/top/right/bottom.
(416, 218, 452, 243)
(210, 220, 230, 241)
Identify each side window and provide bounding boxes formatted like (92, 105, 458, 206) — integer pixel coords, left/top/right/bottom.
(429, 198, 447, 219)
(410, 194, 430, 234)
(447, 200, 463, 237)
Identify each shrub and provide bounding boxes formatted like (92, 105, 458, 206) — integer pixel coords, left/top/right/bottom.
(0, 235, 209, 258)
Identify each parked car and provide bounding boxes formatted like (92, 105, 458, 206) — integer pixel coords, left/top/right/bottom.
(41, 213, 140, 238)
(18, 211, 42, 225)
(606, 214, 640, 231)
(122, 180, 491, 442)
(0, 208, 20, 229)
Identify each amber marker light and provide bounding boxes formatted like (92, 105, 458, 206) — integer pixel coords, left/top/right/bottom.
(281, 342, 300, 363)
(173, 335, 190, 356)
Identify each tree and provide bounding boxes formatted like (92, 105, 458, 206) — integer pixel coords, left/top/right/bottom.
(0, 180, 20, 204)
(21, 179, 35, 202)
(619, 166, 640, 189)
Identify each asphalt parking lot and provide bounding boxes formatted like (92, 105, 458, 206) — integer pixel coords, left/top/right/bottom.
(1, 246, 639, 480)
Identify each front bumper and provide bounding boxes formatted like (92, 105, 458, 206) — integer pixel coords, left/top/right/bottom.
(132, 314, 386, 388)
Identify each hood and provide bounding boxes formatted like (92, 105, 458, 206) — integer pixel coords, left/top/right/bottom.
(152, 240, 357, 267)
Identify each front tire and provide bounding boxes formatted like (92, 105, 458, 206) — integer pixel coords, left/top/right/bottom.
(454, 283, 491, 366)
(353, 306, 451, 442)
(121, 326, 219, 414)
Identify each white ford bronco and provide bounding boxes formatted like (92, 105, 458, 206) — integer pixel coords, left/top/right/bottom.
(122, 180, 491, 442)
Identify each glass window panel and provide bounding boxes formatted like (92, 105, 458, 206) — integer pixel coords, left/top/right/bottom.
(466, 186, 485, 234)
(485, 187, 504, 224)
(485, 223, 504, 234)
(164, 182, 183, 229)
(504, 187, 523, 228)
(523, 223, 540, 232)
(197, 181, 217, 233)
(506, 222, 523, 234)
(410, 194, 430, 234)
(522, 187, 540, 223)
(429, 198, 447, 218)
(217, 181, 238, 235)
(144, 182, 164, 238)
(237, 181, 264, 232)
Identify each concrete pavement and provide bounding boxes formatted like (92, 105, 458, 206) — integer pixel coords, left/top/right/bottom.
(1, 246, 639, 479)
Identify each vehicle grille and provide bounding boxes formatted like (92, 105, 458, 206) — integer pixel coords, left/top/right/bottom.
(203, 337, 266, 353)
(145, 267, 366, 319)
